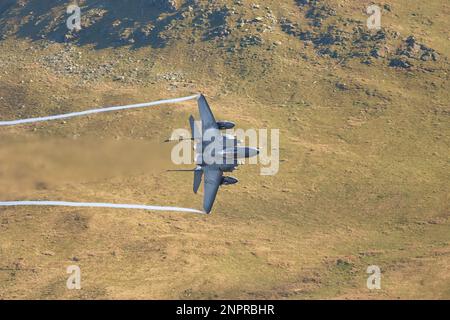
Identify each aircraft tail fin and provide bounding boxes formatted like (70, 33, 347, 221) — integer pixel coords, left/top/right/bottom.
(189, 115, 201, 140)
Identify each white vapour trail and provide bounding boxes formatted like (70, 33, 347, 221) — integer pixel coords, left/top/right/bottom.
(0, 94, 200, 126)
(0, 201, 204, 214)
(0, 93, 203, 214)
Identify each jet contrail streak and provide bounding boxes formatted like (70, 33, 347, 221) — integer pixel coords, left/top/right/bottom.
(0, 201, 204, 214)
(0, 94, 200, 126)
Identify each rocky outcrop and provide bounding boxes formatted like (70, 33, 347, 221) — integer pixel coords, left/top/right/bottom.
(147, 0, 178, 11)
(397, 36, 439, 62)
(278, 0, 443, 69)
(387, 36, 439, 69)
(0, 0, 183, 47)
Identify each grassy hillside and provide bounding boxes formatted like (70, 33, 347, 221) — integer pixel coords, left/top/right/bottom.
(0, 0, 449, 299)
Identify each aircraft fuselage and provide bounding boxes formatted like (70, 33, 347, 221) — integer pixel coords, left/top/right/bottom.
(194, 135, 259, 172)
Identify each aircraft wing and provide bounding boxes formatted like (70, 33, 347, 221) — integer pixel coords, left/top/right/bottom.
(198, 94, 219, 134)
(203, 167, 223, 214)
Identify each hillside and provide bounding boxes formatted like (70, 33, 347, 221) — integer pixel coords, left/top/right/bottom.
(0, 0, 449, 299)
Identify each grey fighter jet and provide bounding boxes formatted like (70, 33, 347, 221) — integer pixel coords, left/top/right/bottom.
(170, 95, 259, 214)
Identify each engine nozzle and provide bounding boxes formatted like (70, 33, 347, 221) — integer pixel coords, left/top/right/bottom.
(217, 121, 235, 130)
(221, 176, 239, 185)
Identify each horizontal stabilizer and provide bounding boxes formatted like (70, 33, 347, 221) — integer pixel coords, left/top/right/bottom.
(193, 168, 203, 194)
(163, 137, 194, 143)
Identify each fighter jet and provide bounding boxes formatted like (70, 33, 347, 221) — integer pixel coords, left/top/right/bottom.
(169, 95, 259, 214)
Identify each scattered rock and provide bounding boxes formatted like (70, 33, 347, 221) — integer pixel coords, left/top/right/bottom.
(240, 35, 263, 47)
(370, 46, 388, 58)
(335, 82, 348, 90)
(390, 35, 440, 68)
(389, 57, 412, 68)
(147, 0, 177, 11)
(432, 52, 439, 61)
(280, 18, 299, 36)
(42, 250, 55, 256)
